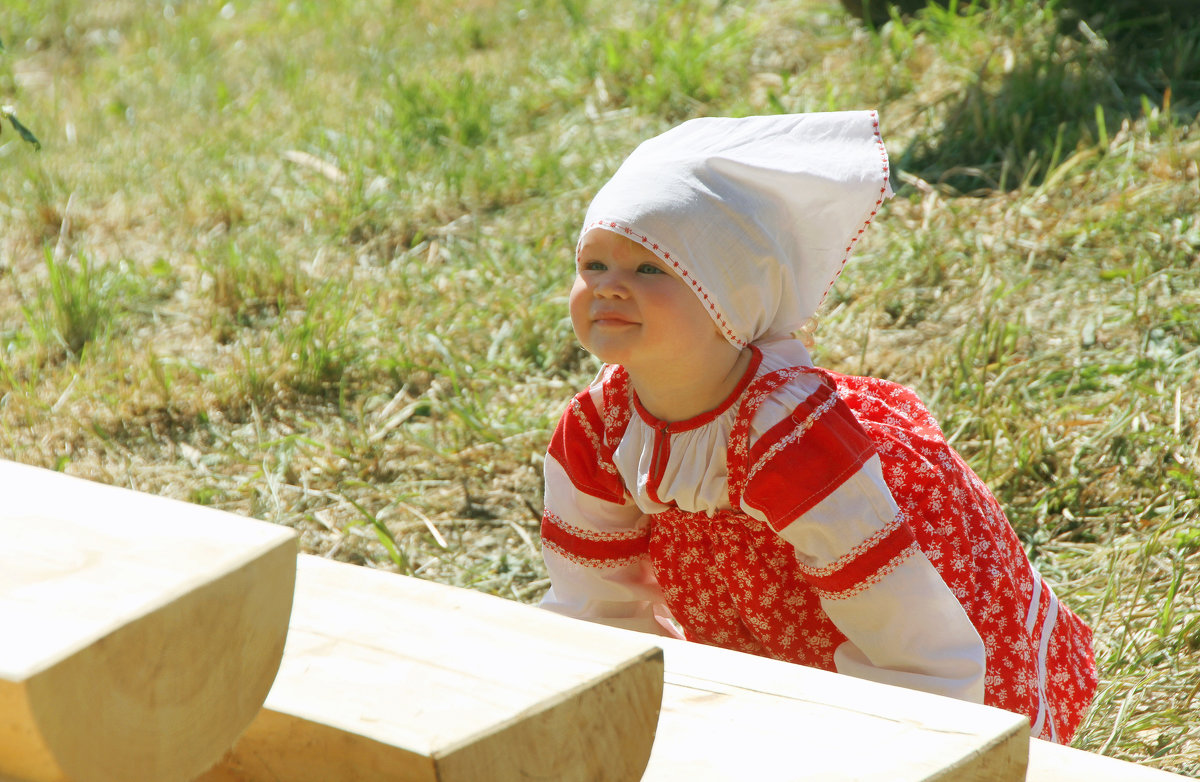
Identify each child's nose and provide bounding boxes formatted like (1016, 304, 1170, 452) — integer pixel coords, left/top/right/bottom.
(593, 270, 630, 297)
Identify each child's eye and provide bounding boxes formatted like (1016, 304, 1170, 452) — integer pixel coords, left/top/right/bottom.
(581, 260, 607, 271)
(637, 263, 665, 275)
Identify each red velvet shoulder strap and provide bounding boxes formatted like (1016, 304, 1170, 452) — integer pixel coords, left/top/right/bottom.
(546, 365, 635, 504)
(725, 365, 815, 507)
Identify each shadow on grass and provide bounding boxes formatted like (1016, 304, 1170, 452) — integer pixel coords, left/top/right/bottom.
(898, 2, 1200, 192)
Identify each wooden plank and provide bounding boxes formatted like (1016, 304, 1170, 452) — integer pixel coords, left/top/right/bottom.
(644, 636, 1029, 782)
(1027, 738, 1195, 781)
(0, 459, 297, 782)
(198, 554, 663, 782)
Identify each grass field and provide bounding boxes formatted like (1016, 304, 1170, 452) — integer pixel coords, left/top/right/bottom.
(2, 0, 1198, 773)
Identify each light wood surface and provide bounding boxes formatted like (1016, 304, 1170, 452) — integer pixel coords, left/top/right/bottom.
(198, 554, 664, 782)
(1027, 738, 1194, 781)
(0, 459, 297, 782)
(643, 636, 1030, 782)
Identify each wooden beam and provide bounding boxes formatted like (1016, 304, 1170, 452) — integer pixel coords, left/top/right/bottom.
(0, 460, 297, 782)
(643, 636, 1030, 782)
(1027, 738, 1194, 781)
(199, 555, 664, 782)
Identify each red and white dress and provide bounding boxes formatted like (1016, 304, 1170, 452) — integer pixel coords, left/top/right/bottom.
(540, 340, 1097, 743)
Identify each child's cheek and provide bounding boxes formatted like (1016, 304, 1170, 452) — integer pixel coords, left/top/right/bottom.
(568, 277, 591, 342)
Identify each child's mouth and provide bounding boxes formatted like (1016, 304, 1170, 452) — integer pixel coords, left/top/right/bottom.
(592, 312, 637, 327)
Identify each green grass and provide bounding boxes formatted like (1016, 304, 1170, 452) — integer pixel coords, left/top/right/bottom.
(2, 0, 1198, 772)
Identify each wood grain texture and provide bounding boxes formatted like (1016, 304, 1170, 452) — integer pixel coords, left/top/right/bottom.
(643, 636, 1030, 782)
(199, 554, 663, 782)
(0, 460, 297, 782)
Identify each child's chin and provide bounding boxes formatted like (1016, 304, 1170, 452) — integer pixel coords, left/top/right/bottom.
(583, 344, 632, 367)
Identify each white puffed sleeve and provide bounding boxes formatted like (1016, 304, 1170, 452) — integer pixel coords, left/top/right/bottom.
(741, 375, 985, 703)
(538, 389, 682, 639)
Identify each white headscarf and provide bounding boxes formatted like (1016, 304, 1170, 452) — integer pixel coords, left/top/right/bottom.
(579, 111, 892, 348)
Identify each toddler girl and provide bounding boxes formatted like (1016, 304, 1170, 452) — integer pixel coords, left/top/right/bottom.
(539, 111, 1097, 742)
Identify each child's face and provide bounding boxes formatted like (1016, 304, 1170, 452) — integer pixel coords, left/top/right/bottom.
(570, 229, 728, 375)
